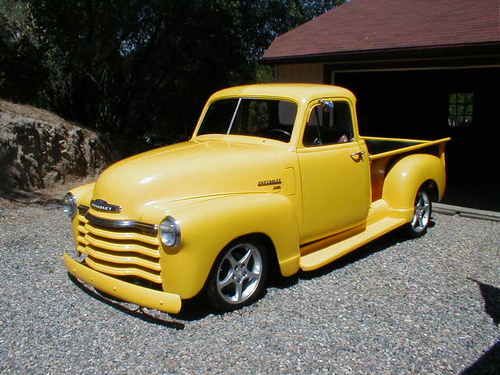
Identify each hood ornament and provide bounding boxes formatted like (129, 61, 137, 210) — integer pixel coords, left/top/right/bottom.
(90, 199, 122, 213)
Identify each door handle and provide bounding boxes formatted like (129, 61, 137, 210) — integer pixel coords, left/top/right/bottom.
(350, 151, 365, 162)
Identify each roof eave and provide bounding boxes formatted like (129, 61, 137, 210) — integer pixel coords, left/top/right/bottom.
(262, 41, 500, 64)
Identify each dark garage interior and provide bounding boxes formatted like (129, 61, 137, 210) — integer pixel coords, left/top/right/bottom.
(333, 67, 500, 211)
(263, 0, 500, 212)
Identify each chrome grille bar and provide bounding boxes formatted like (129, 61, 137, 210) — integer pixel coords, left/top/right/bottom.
(74, 210, 162, 285)
(85, 212, 158, 236)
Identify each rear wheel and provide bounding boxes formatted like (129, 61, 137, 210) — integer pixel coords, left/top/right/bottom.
(206, 239, 269, 311)
(404, 188, 432, 237)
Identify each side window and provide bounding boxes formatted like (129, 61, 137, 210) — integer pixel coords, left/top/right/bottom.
(303, 100, 354, 147)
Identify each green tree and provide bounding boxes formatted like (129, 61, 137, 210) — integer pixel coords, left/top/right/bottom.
(0, 0, 46, 102)
(0, 0, 344, 149)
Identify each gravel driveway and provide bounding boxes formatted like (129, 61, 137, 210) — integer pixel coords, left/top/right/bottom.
(0, 203, 498, 374)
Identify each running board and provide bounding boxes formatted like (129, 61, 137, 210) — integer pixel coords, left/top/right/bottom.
(299, 217, 406, 271)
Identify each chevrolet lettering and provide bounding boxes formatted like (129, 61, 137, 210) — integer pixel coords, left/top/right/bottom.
(90, 199, 121, 213)
(63, 84, 450, 314)
(258, 178, 281, 187)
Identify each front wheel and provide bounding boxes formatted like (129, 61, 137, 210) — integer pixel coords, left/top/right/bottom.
(404, 188, 432, 238)
(206, 239, 269, 312)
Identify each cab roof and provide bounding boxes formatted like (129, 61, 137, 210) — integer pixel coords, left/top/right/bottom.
(210, 83, 356, 103)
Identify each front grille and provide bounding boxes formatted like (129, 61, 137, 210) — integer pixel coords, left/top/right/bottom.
(75, 206, 162, 284)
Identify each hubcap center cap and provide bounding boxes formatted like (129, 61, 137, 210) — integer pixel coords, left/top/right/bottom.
(234, 266, 246, 281)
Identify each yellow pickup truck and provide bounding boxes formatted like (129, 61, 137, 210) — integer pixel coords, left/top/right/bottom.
(63, 84, 450, 314)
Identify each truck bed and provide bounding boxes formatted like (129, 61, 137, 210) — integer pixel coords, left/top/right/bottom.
(363, 136, 451, 201)
(362, 136, 450, 160)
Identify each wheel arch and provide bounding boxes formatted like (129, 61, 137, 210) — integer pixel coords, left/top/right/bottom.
(219, 232, 281, 280)
(422, 179, 439, 202)
(160, 193, 300, 299)
(382, 153, 446, 211)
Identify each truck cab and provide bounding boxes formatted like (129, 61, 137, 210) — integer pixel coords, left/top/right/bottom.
(63, 84, 449, 313)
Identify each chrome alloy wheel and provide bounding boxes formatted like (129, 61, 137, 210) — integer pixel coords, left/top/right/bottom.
(216, 243, 263, 304)
(411, 190, 431, 233)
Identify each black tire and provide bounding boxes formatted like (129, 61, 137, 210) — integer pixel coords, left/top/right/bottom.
(206, 238, 270, 312)
(403, 188, 432, 238)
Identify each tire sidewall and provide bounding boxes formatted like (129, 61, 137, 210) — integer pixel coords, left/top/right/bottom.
(206, 238, 270, 312)
(408, 188, 432, 237)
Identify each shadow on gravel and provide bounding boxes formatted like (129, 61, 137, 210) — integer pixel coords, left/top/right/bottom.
(461, 340, 500, 375)
(68, 219, 437, 325)
(69, 273, 233, 324)
(69, 274, 186, 329)
(460, 280, 500, 375)
(468, 278, 500, 326)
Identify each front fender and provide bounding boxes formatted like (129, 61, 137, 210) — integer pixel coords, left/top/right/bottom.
(159, 193, 300, 299)
(70, 182, 95, 206)
(382, 153, 446, 213)
(68, 183, 95, 240)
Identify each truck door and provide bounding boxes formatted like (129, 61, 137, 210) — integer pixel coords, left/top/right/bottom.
(297, 99, 370, 243)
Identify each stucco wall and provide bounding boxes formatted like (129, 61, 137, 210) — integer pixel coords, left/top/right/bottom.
(275, 63, 324, 83)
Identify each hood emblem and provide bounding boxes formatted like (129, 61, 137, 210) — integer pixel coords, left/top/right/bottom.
(90, 199, 122, 213)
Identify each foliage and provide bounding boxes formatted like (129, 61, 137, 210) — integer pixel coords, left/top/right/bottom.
(0, 0, 344, 149)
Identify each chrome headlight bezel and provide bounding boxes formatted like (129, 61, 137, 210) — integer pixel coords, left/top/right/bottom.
(159, 216, 181, 247)
(63, 192, 77, 219)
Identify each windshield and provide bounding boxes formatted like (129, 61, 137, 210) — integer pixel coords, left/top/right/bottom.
(197, 98, 297, 142)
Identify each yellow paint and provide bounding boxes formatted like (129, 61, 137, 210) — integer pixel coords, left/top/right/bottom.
(382, 153, 447, 210)
(365, 137, 451, 161)
(64, 254, 181, 314)
(63, 83, 449, 312)
(300, 217, 406, 271)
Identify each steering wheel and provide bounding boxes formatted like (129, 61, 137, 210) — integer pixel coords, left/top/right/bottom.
(266, 128, 291, 138)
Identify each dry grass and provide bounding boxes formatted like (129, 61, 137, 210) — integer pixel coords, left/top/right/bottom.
(0, 99, 81, 129)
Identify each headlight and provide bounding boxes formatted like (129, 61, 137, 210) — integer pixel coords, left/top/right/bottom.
(159, 216, 181, 247)
(63, 193, 77, 219)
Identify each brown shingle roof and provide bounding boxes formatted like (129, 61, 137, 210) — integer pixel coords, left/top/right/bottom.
(263, 0, 500, 61)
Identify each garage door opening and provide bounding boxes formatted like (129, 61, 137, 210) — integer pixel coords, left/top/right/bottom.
(332, 67, 500, 212)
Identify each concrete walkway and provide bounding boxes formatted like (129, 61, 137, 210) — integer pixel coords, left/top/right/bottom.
(434, 202, 500, 222)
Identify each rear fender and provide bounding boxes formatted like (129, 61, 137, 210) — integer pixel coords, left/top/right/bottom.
(159, 193, 300, 299)
(382, 154, 445, 213)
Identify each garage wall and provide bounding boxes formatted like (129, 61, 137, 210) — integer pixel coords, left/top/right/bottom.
(276, 63, 324, 83)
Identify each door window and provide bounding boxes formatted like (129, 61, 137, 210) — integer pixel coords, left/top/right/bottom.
(303, 100, 354, 147)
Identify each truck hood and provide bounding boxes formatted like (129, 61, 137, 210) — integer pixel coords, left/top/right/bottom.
(92, 138, 290, 218)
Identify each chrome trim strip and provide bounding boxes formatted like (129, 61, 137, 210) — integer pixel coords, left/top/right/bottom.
(85, 213, 158, 236)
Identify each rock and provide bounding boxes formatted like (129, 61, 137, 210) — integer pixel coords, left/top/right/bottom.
(0, 100, 114, 193)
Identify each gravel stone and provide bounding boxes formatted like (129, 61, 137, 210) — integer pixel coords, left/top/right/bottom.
(0, 204, 498, 374)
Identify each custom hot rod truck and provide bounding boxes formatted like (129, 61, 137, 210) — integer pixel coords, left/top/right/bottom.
(63, 84, 450, 313)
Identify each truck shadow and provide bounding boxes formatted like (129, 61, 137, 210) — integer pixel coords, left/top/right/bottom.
(270, 224, 422, 289)
(182, 222, 431, 320)
(68, 274, 186, 330)
(68, 220, 435, 326)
